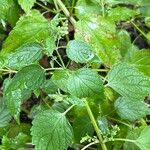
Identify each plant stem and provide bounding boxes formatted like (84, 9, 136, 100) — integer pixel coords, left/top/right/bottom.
(130, 20, 149, 41)
(140, 118, 147, 126)
(63, 104, 75, 115)
(108, 117, 133, 128)
(54, 0, 76, 27)
(0, 68, 17, 73)
(81, 141, 100, 150)
(84, 99, 107, 150)
(45, 67, 63, 71)
(107, 138, 135, 143)
(101, 0, 105, 17)
(55, 39, 66, 69)
(51, 55, 63, 67)
(94, 69, 108, 72)
(35, 1, 58, 14)
(71, 0, 75, 15)
(53, 0, 59, 10)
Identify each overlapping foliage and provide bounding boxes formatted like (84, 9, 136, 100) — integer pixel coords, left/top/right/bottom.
(0, 0, 150, 150)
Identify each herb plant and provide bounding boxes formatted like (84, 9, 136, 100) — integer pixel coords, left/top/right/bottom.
(0, 0, 150, 150)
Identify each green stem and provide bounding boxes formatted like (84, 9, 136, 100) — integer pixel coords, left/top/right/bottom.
(101, 0, 105, 17)
(106, 138, 135, 143)
(35, 1, 58, 14)
(84, 100, 108, 150)
(63, 104, 75, 115)
(51, 55, 63, 67)
(130, 20, 149, 41)
(55, 40, 66, 69)
(0, 68, 17, 73)
(140, 118, 147, 126)
(45, 67, 63, 71)
(22, 107, 30, 114)
(94, 69, 108, 72)
(108, 117, 133, 128)
(65, 0, 70, 10)
(81, 141, 99, 150)
(71, 0, 75, 15)
(53, 0, 59, 10)
(55, 0, 76, 27)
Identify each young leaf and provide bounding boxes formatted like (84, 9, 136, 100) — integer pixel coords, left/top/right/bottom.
(107, 62, 150, 99)
(4, 65, 45, 117)
(4, 43, 43, 70)
(18, 0, 36, 13)
(0, 97, 12, 128)
(67, 68, 104, 98)
(115, 97, 150, 121)
(2, 10, 50, 53)
(66, 40, 94, 63)
(31, 109, 73, 150)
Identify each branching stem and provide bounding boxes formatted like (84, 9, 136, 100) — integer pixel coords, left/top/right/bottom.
(84, 99, 107, 150)
(130, 20, 149, 41)
(54, 0, 76, 27)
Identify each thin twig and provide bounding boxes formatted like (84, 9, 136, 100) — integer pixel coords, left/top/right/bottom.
(81, 141, 100, 150)
(35, 1, 58, 14)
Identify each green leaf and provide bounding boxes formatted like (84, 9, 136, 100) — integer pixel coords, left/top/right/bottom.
(126, 50, 150, 76)
(135, 126, 150, 150)
(6, 123, 31, 138)
(140, 1, 150, 17)
(73, 114, 94, 143)
(31, 109, 73, 150)
(124, 127, 142, 150)
(4, 65, 45, 117)
(124, 126, 150, 150)
(67, 68, 104, 98)
(145, 17, 150, 28)
(106, 0, 141, 5)
(0, 0, 20, 27)
(0, 97, 12, 128)
(107, 62, 150, 99)
(75, 17, 122, 66)
(66, 96, 85, 106)
(66, 40, 94, 63)
(107, 7, 139, 22)
(42, 79, 58, 94)
(52, 69, 69, 92)
(3, 43, 43, 70)
(97, 116, 110, 136)
(75, 0, 101, 18)
(117, 30, 133, 57)
(115, 97, 150, 121)
(0, 133, 30, 150)
(18, 0, 36, 13)
(44, 36, 56, 56)
(2, 10, 50, 53)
